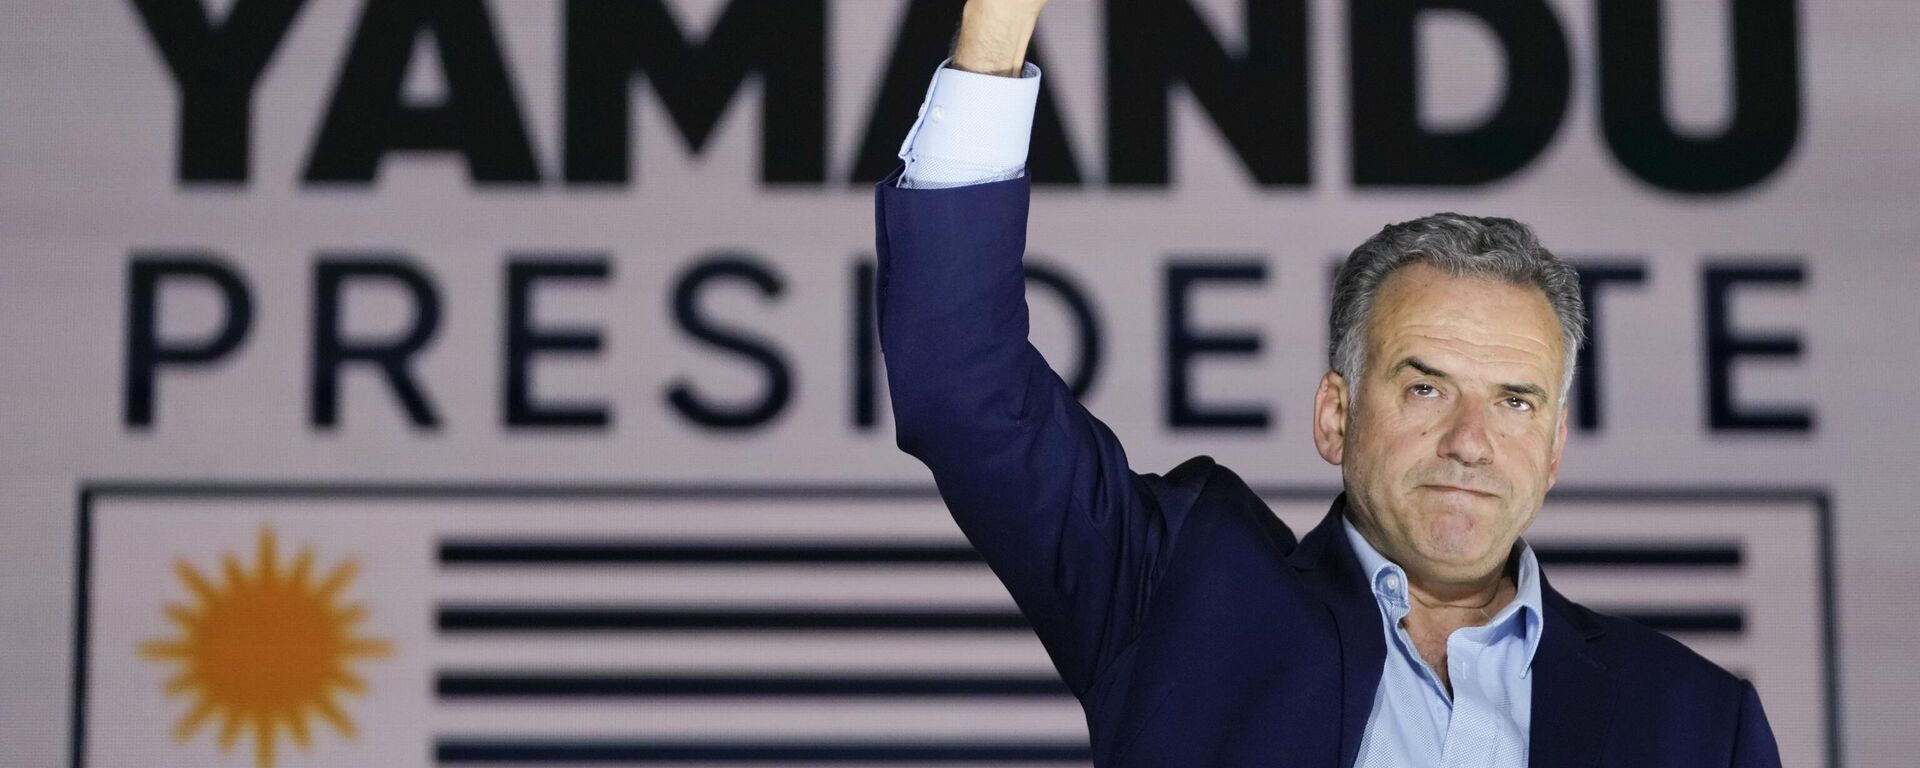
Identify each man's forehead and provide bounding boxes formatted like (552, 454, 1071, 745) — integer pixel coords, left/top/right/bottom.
(1369, 267, 1565, 373)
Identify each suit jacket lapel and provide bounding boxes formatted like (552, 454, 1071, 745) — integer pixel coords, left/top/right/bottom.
(1528, 572, 1612, 767)
(1286, 496, 1386, 768)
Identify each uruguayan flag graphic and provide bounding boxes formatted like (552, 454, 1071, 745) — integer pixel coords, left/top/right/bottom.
(74, 484, 1831, 767)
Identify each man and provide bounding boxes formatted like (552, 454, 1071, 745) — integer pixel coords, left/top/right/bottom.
(876, 1, 1781, 766)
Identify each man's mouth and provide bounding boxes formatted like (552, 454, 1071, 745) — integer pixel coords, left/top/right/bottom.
(1419, 483, 1499, 498)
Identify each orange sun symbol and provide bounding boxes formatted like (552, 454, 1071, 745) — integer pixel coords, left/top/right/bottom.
(139, 527, 392, 768)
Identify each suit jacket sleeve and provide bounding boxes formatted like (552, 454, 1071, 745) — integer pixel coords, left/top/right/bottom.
(875, 172, 1197, 697)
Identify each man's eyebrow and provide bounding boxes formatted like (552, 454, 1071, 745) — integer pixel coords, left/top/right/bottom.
(1500, 382, 1550, 400)
(1395, 357, 1550, 399)
(1391, 358, 1447, 379)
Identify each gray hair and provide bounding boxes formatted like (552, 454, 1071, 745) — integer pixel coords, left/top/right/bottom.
(1328, 212, 1587, 404)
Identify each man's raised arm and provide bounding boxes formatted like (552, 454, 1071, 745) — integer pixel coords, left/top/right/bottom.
(876, 0, 1206, 698)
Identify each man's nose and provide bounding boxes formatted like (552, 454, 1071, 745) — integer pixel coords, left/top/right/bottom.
(1438, 401, 1494, 466)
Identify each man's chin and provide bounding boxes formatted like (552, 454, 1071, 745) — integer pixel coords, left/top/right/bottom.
(1412, 519, 1503, 570)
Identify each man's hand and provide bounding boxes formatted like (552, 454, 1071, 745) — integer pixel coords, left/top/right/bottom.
(951, 0, 1047, 77)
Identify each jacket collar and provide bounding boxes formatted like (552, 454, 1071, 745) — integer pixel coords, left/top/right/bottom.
(1528, 570, 1612, 767)
(1286, 495, 1386, 768)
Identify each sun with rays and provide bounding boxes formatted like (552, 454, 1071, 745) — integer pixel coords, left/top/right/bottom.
(139, 527, 392, 768)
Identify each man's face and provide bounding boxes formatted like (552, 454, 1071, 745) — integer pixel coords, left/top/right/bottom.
(1313, 262, 1570, 586)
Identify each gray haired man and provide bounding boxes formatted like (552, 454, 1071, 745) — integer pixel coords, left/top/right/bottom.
(875, 1, 1783, 764)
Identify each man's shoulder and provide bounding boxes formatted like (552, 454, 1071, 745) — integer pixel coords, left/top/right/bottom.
(1558, 593, 1748, 692)
(1135, 456, 1302, 554)
(1137, 455, 1260, 512)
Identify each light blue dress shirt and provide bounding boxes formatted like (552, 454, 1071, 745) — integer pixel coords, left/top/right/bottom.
(1343, 518, 1544, 768)
(897, 62, 1549, 765)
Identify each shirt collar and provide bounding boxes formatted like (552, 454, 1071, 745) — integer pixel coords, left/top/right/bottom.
(1340, 515, 1546, 669)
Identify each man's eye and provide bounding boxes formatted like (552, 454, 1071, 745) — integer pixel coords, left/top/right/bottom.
(1503, 397, 1534, 412)
(1409, 383, 1438, 397)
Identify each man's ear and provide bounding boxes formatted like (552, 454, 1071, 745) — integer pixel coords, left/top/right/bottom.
(1313, 370, 1350, 465)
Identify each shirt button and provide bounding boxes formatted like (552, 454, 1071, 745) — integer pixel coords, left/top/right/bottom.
(931, 106, 946, 122)
(1385, 574, 1400, 592)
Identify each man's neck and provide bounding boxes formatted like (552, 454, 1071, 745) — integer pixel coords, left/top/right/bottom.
(1404, 550, 1520, 615)
(1344, 508, 1516, 609)
(1404, 566, 1517, 632)
(1401, 566, 1518, 696)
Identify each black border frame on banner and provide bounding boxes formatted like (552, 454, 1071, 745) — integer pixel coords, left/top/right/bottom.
(69, 482, 1842, 768)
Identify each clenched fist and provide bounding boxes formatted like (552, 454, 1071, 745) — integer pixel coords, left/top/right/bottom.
(952, 0, 1049, 77)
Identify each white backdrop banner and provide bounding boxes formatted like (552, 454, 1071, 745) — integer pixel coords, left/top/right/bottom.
(5, 1, 1918, 767)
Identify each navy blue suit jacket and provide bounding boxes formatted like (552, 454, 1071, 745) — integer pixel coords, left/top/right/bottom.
(875, 173, 1782, 767)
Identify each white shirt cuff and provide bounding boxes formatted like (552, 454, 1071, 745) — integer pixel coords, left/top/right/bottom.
(897, 60, 1042, 189)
